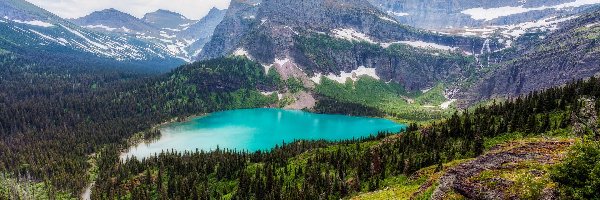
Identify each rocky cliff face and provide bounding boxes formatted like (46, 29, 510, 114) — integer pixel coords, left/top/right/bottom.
(180, 8, 227, 58)
(462, 8, 600, 103)
(198, 0, 261, 60)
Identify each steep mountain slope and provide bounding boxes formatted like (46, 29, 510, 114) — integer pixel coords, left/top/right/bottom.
(463, 8, 600, 103)
(0, 0, 184, 71)
(181, 7, 227, 59)
(199, 0, 261, 61)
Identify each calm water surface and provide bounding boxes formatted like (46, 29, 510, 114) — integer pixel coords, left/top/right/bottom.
(123, 108, 405, 159)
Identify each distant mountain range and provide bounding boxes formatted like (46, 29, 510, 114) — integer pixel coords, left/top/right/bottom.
(0, 0, 227, 72)
(72, 7, 227, 62)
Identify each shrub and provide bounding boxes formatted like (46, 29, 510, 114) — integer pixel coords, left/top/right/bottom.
(551, 141, 600, 199)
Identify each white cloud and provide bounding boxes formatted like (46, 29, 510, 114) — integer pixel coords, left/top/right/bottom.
(25, 0, 231, 20)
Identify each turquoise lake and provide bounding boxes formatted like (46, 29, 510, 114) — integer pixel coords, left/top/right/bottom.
(122, 108, 405, 159)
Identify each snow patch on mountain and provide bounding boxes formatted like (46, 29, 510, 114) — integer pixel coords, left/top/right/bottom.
(387, 11, 409, 17)
(84, 24, 117, 31)
(159, 32, 176, 39)
(30, 29, 67, 45)
(162, 28, 181, 32)
(440, 99, 457, 109)
(12, 19, 54, 27)
(121, 26, 131, 33)
(462, 0, 600, 21)
(274, 58, 290, 66)
(233, 48, 252, 59)
(382, 41, 457, 51)
(421, 87, 433, 93)
(192, 49, 203, 57)
(442, 15, 578, 39)
(586, 22, 600, 28)
(61, 25, 108, 50)
(379, 16, 398, 23)
(310, 73, 323, 84)
(312, 66, 380, 84)
(260, 91, 282, 100)
(498, 16, 578, 37)
(332, 28, 376, 44)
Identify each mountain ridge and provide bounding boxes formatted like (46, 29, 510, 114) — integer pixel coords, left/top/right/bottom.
(72, 6, 227, 62)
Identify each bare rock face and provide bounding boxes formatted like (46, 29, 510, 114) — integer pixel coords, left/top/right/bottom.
(199, 0, 261, 61)
(182, 8, 227, 58)
(572, 97, 599, 137)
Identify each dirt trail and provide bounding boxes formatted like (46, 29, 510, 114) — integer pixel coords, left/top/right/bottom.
(81, 182, 94, 200)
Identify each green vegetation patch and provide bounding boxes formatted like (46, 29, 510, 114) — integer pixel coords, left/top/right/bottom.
(551, 140, 600, 199)
(314, 76, 454, 123)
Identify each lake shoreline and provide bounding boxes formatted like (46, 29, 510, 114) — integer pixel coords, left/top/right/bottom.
(120, 113, 208, 159)
(121, 108, 405, 160)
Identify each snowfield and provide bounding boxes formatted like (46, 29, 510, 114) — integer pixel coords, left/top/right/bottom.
(462, 0, 600, 21)
(332, 28, 376, 44)
(84, 24, 117, 31)
(387, 11, 409, 17)
(384, 41, 457, 51)
(12, 19, 54, 27)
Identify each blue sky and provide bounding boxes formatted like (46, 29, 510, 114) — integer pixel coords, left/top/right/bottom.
(26, 0, 230, 20)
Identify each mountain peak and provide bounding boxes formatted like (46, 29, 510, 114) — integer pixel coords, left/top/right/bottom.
(100, 8, 125, 14)
(142, 9, 193, 28)
(143, 9, 188, 20)
(0, 0, 62, 21)
(208, 7, 224, 13)
(81, 8, 135, 19)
